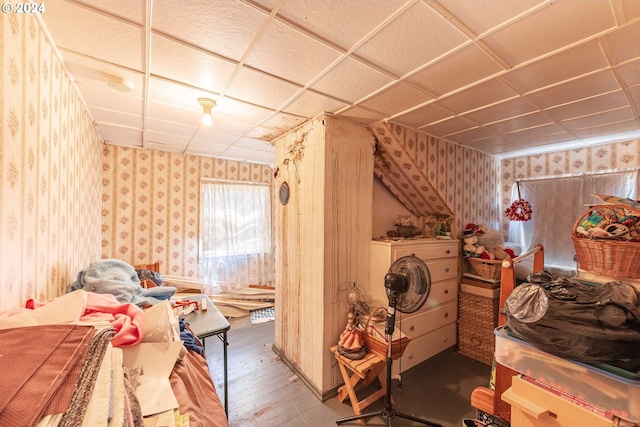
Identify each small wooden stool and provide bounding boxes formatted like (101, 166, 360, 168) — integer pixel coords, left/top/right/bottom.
(330, 345, 390, 425)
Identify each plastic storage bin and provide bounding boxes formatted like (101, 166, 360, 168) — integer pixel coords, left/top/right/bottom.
(494, 326, 640, 422)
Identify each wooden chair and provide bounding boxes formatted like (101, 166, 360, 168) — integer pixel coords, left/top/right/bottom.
(470, 244, 545, 424)
(133, 262, 160, 288)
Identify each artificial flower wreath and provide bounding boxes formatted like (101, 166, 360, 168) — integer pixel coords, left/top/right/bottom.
(505, 199, 532, 221)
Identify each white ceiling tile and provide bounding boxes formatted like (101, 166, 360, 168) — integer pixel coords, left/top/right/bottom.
(544, 91, 631, 121)
(274, 0, 412, 48)
(616, 59, 640, 87)
(527, 70, 622, 109)
(481, 0, 617, 67)
(338, 107, 388, 125)
(434, 0, 548, 36)
(485, 111, 554, 134)
(571, 119, 639, 139)
(419, 116, 478, 136)
(201, 115, 255, 135)
(445, 126, 496, 144)
(145, 118, 197, 138)
(463, 98, 538, 124)
(73, 0, 145, 25)
(392, 104, 454, 129)
(226, 67, 303, 110)
(463, 135, 515, 152)
(561, 107, 636, 131)
(282, 91, 349, 117)
(244, 19, 343, 86)
(215, 97, 277, 124)
(603, 21, 640, 64)
(152, 0, 268, 62)
(259, 112, 308, 131)
(91, 108, 143, 130)
(245, 125, 286, 141)
(221, 144, 271, 159)
(311, 57, 395, 103)
(502, 132, 575, 151)
(620, 0, 640, 22)
(99, 125, 143, 146)
(359, 83, 433, 117)
(147, 101, 202, 127)
(191, 128, 240, 145)
(147, 77, 211, 110)
(434, 79, 519, 114)
(187, 139, 232, 154)
(506, 122, 567, 140)
(144, 132, 190, 148)
(407, 43, 504, 97)
(75, 84, 144, 116)
(233, 137, 276, 152)
(145, 141, 188, 153)
(502, 40, 610, 94)
(43, 1, 144, 70)
(629, 85, 640, 104)
(150, 35, 237, 94)
(355, 1, 469, 77)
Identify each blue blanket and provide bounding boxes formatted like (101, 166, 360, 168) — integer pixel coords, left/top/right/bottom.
(68, 259, 176, 307)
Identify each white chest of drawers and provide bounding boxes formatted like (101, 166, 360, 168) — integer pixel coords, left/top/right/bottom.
(368, 239, 459, 374)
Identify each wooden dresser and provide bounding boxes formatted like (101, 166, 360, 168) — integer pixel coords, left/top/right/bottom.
(368, 238, 459, 374)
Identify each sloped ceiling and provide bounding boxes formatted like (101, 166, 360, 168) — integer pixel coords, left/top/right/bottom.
(370, 122, 453, 218)
(38, 0, 640, 167)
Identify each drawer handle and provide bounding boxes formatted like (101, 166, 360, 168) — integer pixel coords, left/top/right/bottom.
(445, 267, 449, 272)
(444, 289, 448, 294)
(442, 337, 448, 342)
(446, 249, 450, 254)
(444, 312, 449, 318)
(408, 354, 413, 360)
(409, 325, 415, 331)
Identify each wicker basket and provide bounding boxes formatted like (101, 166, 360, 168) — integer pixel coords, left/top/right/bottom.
(572, 205, 640, 279)
(467, 257, 502, 280)
(363, 308, 411, 360)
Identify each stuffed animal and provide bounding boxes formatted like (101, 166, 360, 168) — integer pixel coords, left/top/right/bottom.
(463, 233, 485, 257)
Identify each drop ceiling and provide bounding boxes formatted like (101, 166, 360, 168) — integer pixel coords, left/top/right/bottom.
(39, 0, 640, 166)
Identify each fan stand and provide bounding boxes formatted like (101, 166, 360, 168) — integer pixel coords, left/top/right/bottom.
(336, 288, 441, 427)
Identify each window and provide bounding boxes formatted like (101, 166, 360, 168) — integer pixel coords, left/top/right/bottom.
(508, 170, 638, 276)
(200, 180, 273, 294)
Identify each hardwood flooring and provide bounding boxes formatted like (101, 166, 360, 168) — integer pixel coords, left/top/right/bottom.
(205, 316, 491, 427)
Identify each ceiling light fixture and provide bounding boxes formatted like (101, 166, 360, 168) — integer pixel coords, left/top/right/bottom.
(106, 75, 134, 93)
(198, 97, 216, 126)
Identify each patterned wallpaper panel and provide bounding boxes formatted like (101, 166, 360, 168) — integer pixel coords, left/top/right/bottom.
(0, 14, 103, 312)
(386, 123, 501, 236)
(500, 140, 640, 234)
(101, 146, 273, 278)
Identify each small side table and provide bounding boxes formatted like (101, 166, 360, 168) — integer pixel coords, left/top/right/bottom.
(179, 295, 230, 417)
(330, 345, 390, 425)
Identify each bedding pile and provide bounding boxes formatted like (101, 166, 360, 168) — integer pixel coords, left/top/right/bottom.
(0, 259, 229, 427)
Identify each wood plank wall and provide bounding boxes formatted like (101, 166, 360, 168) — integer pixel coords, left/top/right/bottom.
(273, 114, 374, 398)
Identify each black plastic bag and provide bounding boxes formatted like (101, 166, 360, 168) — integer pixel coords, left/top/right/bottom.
(504, 271, 640, 368)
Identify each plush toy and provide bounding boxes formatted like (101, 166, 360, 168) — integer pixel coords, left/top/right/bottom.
(463, 233, 485, 257)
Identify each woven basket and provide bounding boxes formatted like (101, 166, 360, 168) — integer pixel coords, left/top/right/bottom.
(467, 257, 502, 280)
(572, 205, 640, 279)
(363, 308, 411, 360)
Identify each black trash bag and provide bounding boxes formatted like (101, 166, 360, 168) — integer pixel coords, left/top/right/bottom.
(504, 271, 640, 368)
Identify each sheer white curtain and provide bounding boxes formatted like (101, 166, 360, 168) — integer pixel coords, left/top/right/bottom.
(508, 170, 638, 275)
(200, 180, 274, 295)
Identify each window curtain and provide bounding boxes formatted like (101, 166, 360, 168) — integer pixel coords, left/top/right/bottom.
(200, 180, 274, 295)
(508, 170, 638, 275)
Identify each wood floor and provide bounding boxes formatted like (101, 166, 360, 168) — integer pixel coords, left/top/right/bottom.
(205, 316, 491, 427)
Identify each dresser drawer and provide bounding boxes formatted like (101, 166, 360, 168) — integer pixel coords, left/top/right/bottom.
(398, 300, 457, 338)
(422, 278, 457, 309)
(394, 241, 459, 261)
(395, 322, 457, 374)
(425, 258, 457, 282)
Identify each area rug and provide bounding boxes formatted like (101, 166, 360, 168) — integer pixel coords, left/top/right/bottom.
(250, 306, 275, 324)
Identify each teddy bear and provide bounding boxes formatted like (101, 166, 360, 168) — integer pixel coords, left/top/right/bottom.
(463, 232, 485, 257)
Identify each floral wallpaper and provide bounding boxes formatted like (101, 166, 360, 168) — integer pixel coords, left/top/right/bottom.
(501, 139, 640, 234)
(383, 123, 501, 236)
(0, 14, 103, 313)
(101, 146, 273, 278)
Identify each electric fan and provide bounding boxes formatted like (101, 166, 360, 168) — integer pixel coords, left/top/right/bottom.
(336, 255, 441, 427)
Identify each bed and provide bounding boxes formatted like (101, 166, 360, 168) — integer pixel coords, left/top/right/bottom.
(0, 260, 229, 427)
